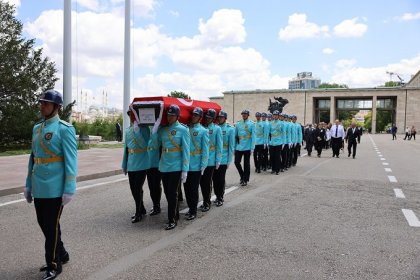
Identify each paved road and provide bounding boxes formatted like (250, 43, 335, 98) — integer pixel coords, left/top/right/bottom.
(1, 134, 419, 279)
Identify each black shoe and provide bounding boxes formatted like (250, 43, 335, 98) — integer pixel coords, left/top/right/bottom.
(199, 204, 205, 209)
(131, 215, 142, 223)
(271, 171, 275, 174)
(216, 200, 223, 207)
(201, 205, 210, 212)
(353, 155, 355, 159)
(257, 169, 261, 173)
(317, 154, 320, 157)
(42, 269, 61, 280)
(186, 213, 196, 220)
(275, 172, 279, 175)
(280, 169, 284, 172)
(165, 222, 177, 230)
(242, 181, 248, 186)
(149, 207, 161, 216)
(336, 155, 339, 158)
(178, 196, 184, 202)
(263, 168, 267, 171)
(348, 153, 351, 157)
(240, 179, 244, 185)
(40, 253, 69, 272)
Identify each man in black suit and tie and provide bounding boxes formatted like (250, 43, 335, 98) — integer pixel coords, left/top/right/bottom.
(330, 119, 345, 158)
(345, 121, 361, 159)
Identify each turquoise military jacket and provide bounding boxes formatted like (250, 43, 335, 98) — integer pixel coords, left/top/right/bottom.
(290, 122, 297, 144)
(255, 120, 267, 145)
(25, 115, 77, 198)
(148, 132, 160, 168)
(269, 120, 283, 146)
(205, 122, 223, 166)
(295, 122, 303, 143)
(263, 120, 270, 145)
(219, 122, 235, 165)
(188, 123, 209, 171)
(235, 119, 256, 151)
(152, 121, 190, 172)
(122, 125, 150, 172)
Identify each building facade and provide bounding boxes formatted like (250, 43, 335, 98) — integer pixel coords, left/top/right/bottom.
(210, 71, 420, 133)
(288, 72, 321, 90)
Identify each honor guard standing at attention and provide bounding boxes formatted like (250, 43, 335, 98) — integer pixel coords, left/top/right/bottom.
(268, 110, 283, 175)
(147, 132, 162, 216)
(235, 109, 256, 186)
(254, 112, 267, 173)
(24, 90, 77, 280)
(200, 108, 222, 212)
(151, 104, 190, 230)
(212, 110, 235, 206)
(279, 113, 289, 171)
(122, 109, 150, 223)
(291, 115, 303, 166)
(184, 107, 209, 220)
(266, 112, 273, 170)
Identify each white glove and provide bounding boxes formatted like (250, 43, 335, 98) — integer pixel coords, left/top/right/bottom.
(289, 142, 292, 147)
(251, 149, 254, 154)
(264, 144, 267, 149)
(215, 163, 220, 170)
(62, 193, 74, 206)
(181, 171, 188, 183)
(24, 189, 32, 203)
(201, 167, 205, 175)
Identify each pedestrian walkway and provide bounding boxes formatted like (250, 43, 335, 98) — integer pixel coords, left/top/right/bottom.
(0, 148, 123, 196)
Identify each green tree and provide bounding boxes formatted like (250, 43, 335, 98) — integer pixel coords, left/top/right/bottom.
(318, 83, 348, 89)
(384, 81, 399, 87)
(168, 90, 191, 99)
(0, 1, 58, 150)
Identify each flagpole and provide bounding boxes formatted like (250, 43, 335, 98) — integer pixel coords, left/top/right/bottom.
(123, 0, 131, 141)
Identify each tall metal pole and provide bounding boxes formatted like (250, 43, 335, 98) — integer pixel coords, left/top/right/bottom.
(63, 0, 72, 113)
(123, 0, 131, 141)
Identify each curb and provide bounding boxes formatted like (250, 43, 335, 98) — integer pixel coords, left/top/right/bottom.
(0, 169, 123, 197)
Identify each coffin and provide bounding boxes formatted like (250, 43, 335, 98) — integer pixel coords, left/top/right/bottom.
(130, 96, 221, 132)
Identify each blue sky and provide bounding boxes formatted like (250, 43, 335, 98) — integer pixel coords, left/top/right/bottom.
(7, 0, 420, 110)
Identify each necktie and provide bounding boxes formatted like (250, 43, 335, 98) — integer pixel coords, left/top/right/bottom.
(335, 125, 338, 137)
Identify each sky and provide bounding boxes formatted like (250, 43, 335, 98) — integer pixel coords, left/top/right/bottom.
(6, 0, 420, 110)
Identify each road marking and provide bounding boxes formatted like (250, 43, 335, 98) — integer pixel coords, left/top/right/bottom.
(388, 176, 397, 183)
(394, 188, 405, 198)
(0, 177, 128, 208)
(382, 162, 389, 166)
(380, 158, 386, 161)
(179, 186, 239, 214)
(384, 168, 392, 172)
(402, 209, 420, 227)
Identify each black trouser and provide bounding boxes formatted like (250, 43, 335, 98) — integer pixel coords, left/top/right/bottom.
(281, 144, 289, 169)
(270, 145, 282, 173)
(213, 164, 227, 201)
(200, 166, 215, 207)
(34, 197, 66, 271)
(235, 150, 251, 182)
(315, 141, 324, 156)
(286, 144, 293, 167)
(331, 137, 342, 156)
(184, 171, 201, 215)
(292, 143, 300, 165)
(347, 141, 358, 157)
(146, 167, 162, 209)
(262, 145, 268, 170)
(404, 133, 409, 140)
(306, 142, 314, 155)
(128, 170, 147, 216)
(161, 171, 181, 223)
(253, 144, 264, 171)
(392, 133, 397, 140)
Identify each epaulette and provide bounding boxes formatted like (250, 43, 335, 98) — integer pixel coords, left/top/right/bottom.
(59, 120, 73, 127)
(34, 120, 44, 126)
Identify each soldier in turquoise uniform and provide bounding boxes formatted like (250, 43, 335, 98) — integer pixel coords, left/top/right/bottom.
(147, 132, 162, 216)
(280, 113, 290, 171)
(291, 115, 303, 166)
(212, 110, 235, 206)
(260, 112, 270, 171)
(184, 107, 209, 220)
(150, 104, 190, 230)
(234, 109, 256, 186)
(285, 114, 295, 169)
(268, 110, 283, 174)
(200, 108, 222, 212)
(122, 109, 150, 223)
(253, 112, 267, 173)
(24, 90, 77, 280)
(266, 112, 273, 170)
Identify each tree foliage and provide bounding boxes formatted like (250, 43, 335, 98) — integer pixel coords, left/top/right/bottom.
(72, 114, 123, 141)
(384, 81, 400, 87)
(168, 90, 191, 99)
(0, 1, 58, 150)
(318, 83, 348, 89)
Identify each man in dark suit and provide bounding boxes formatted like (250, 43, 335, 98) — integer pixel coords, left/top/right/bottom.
(304, 124, 316, 156)
(345, 121, 361, 159)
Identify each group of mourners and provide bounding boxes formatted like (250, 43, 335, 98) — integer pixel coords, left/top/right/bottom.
(122, 105, 304, 230)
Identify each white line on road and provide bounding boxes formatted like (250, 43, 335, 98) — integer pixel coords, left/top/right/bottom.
(179, 186, 239, 214)
(394, 188, 406, 198)
(402, 209, 420, 227)
(0, 177, 128, 208)
(380, 158, 386, 161)
(384, 168, 392, 172)
(388, 176, 397, 183)
(382, 162, 389, 166)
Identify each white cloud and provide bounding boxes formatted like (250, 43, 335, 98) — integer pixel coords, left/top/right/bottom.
(169, 10, 179, 17)
(331, 54, 420, 87)
(278, 13, 329, 41)
(322, 48, 335, 54)
(395, 12, 420, 21)
(74, 0, 99, 11)
(335, 59, 357, 68)
(109, 0, 158, 18)
(333, 18, 367, 37)
(198, 9, 246, 46)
